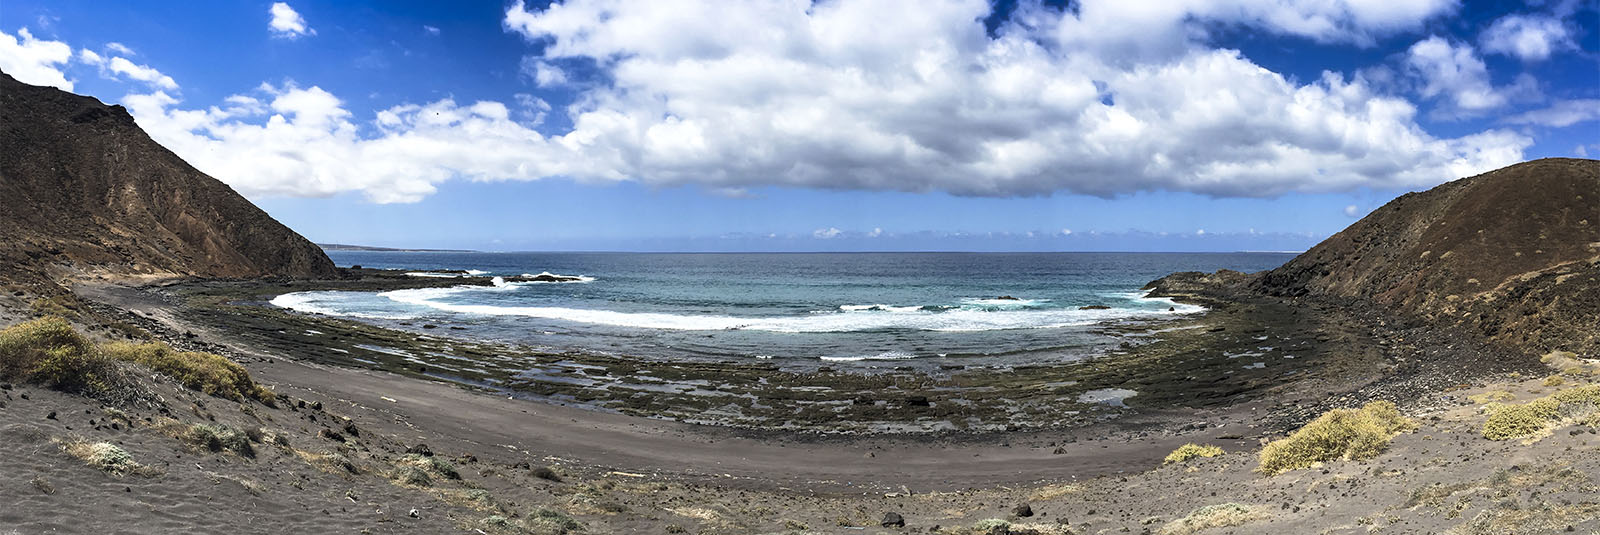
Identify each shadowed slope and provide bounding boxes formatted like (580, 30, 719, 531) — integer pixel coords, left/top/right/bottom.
(0, 70, 335, 284)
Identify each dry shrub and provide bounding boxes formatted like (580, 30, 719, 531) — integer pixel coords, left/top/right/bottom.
(60, 439, 157, 476)
(1257, 401, 1415, 475)
(101, 341, 274, 403)
(1158, 503, 1270, 534)
(1164, 443, 1225, 465)
(1483, 385, 1600, 440)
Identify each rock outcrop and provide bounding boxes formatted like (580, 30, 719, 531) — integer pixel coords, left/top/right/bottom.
(0, 70, 336, 284)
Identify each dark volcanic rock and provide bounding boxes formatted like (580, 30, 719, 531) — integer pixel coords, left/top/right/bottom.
(0, 70, 336, 283)
(881, 512, 905, 528)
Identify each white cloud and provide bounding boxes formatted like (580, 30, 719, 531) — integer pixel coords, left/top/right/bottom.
(25, 1, 1532, 205)
(0, 28, 74, 90)
(1343, 204, 1361, 217)
(1060, 229, 1073, 236)
(423, 25, 441, 36)
(269, 3, 315, 39)
(813, 227, 842, 239)
(519, 56, 567, 86)
(491, 0, 1523, 199)
(107, 56, 178, 90)
(868, 227, 883, 238)
(1481, 14, 1575, 61)
(1503, 99, 1600, 128)
(106, 42, 135, 55)
(122, 83, 596, 203)
(77, 48, 103, 65)
(1405, 36, 1534, 117)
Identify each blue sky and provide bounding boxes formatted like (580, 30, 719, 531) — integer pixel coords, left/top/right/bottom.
(2, 0, 1596, 252)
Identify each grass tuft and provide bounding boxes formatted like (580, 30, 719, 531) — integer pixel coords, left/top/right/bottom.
(1164, 443, 1225, 464)
(1158, 503, 1270, 534)
(524, 508, 583, 534)
(399, 452, 460, 480)
(184, 423, 255, 457)
(1257, 401, 1416, 475)
(61, 439, 156, 476)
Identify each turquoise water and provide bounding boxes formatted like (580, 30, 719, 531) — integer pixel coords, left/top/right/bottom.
(273, 252, 1291, 365)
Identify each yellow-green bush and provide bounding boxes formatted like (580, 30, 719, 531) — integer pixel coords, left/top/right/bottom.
(1257, 401, 1416, 475)
(1484, 385, 1600, 440)
(1164, 443, 1225, 464)
(1, 317, 273, 404)
(101, 341, 274, 403)
(0, 317, 113, 394)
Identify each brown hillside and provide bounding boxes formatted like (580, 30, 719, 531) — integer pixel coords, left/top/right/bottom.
(0, 71, 336, 284)
(1255, 158, 1600, 355)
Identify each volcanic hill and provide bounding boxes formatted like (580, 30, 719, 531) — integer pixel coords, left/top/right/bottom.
(0, 70, 335, 286)
(1254, 158, 1600, 356)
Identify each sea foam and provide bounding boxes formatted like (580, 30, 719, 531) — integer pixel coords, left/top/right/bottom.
(363, 285, 1202, 333)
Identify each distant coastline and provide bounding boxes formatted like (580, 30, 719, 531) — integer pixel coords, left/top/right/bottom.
(316, 243, 478, 253)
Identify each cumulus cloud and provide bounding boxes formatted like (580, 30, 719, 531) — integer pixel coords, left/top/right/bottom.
(122, 82, 599, 203)
(106, 56, 178, 90)
(1502, 99, 1600, 128)
(1481, 14, 1575, 61)
(0, 28, 74, 90)
(1343, 204, 1361, 217)
(269, 3, 315, 39)
(1405, 36, 1535, 117)
(492, 0, 1523, 198)
(106, 42, 135, 55)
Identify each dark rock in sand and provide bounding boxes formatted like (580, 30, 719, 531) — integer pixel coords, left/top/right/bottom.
(881, 512, 905, 528)
(406, 443, 433, 456)
(1013, 503, 1034, 517)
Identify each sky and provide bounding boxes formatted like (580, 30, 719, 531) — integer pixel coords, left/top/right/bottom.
(2, 0, 1596, 252)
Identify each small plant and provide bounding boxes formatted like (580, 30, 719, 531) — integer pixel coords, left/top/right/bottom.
(1257, 401, 1416, 475)
(972, 519, 1011, 531)
(185, 423, 255, 457)
(1164, 443, 1225, 464)
(393, 465, 433, 487)
(61, 439, 155, 476)
(399, 453, 460, 480)
(1159, 503, 1270, 534)
(524, 508, 583, 534)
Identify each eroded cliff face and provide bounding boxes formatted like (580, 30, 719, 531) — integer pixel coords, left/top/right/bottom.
(0, 71, 336, 285)
(1253, 158, 1600, 356)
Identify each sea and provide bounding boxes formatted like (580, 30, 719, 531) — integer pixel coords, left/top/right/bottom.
(272, 252, 1293, 367)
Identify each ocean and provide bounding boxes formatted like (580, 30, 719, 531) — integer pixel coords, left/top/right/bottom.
(272, 252, 1293, 366)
